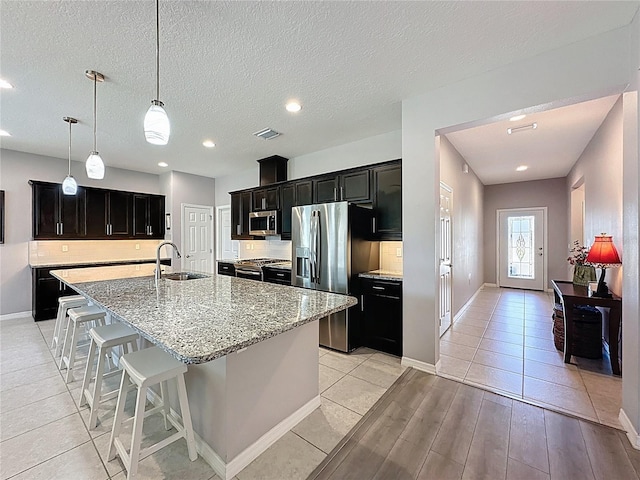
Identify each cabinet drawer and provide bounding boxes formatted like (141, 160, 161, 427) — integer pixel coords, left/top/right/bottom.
(360, 278, 402, 297)
(263, 267, 291, 285)
(217, 262, 236, 276)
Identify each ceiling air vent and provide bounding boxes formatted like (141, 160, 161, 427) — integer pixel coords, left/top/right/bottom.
(253, 128, 281, 140)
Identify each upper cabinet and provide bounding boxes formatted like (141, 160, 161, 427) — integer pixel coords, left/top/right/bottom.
(372, 163, 402, 240)
(313, 170, 371, 204)
(231, 191, 253, 240)
(252, 186, 280, 211)
(32, 181, 86, 239)
(280, 180, 313, 240)
(32, 181, 164, 240)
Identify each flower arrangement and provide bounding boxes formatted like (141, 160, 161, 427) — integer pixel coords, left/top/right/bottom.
(567, 240, 590, 265)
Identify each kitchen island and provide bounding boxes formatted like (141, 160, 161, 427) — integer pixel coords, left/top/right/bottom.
(52, 265, 356, 479)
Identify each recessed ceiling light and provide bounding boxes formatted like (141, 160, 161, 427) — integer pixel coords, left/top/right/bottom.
(507, 122, 537, 135)
(516, 165, 528, 172)
(285, 101, 302, 113)
(509, 114, 526, 122)
(202, 140, 216, 148)
(0, 79, 14, 89)
(158, 161, 168, 167)
(0, 129, 11, 136)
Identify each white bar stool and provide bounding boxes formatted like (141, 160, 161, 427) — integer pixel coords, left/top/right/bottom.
(108, 346, 197, 479)
(51, 295, 88, 358)
(60, 305, 107, 383)
(80, 322, 139, 430)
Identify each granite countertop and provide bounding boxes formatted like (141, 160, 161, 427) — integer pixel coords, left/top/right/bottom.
(359, 270, 403, 281)
(263, 262, 292, 271)
(52, 266, 356, 365)
(30, 257, 171, 268)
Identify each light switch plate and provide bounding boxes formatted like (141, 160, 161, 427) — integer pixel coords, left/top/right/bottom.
(62, 245, 68, 252)
(396, 247, 402, 257)
(135, 243, 140, 250)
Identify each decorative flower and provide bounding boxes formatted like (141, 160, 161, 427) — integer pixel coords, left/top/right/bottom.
(567, 240, 590, 265)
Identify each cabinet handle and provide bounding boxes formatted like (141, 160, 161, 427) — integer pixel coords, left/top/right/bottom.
(372, 285, 385, 291)
(60, 223, 63, 235)
(262, 198, 266, 210)
(236, 225, 241, 235)
(361, 295, 364, 312)
(222, 266, 229, 270)
(55, 223, 59, 235)
(333, 187, 337, 201)
(106, 224, 109, 235)
(372, 217, 376, 233)
(340, 186, 344, 200)
(276, 273, 285, 277)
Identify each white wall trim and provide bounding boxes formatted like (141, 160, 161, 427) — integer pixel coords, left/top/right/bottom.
(453, 284, 485, 324)
(215, 205, 230, 262)
(0, 311, 32, 321)
(619, 408, 640, 450)
(147, 388, 320, 479)
(180, 203, 215, 272)
(483, 283, 498, 288)
(402, 356, 437, 375)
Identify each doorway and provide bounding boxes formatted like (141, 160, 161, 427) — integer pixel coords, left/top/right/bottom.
(439, 182, 453, 337)
(216, 205, 235, 261)
(496, 207, 547, 291)
(181, 204, 214, 273)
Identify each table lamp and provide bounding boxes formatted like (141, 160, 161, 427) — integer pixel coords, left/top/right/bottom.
(585, 233, 621, 298)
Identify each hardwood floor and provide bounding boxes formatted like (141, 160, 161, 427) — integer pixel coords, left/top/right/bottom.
(309, 368, 640, 480)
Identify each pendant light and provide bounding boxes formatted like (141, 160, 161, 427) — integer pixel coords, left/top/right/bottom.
(85, 70, 105, 179)
(62, 116, 78, 195)
(144, 0, 170, 145)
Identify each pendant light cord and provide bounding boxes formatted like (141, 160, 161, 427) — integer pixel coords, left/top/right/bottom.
(155, 0, 160, 100)
(68, 120, 72, 175)
(93, 74, 97, 151)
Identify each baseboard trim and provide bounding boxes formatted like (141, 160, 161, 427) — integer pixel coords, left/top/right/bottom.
(147, 388, 321, 479)
(0, 311, 32, 321)
(453, 285, 485, 324)
(483, 283, 497, 288)
(401, 356, 436, 375)
(619, 408, 640, 450)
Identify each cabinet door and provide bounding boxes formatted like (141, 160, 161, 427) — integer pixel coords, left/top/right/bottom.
(340, 170, 371, 203)
(32, 268, 68, 321)
(253, 190, 266, 211)
(231, 192, 253, 239)
(314, 176, 338, 203)
(295, 181, 313, 206)
(362, 292, 402, 356)
(33, 183, 60, 238)
(240, 191, 252, 237)
(108, 191, 133, 237)
(59, 187, 86, 238)
(85, 188, 108, 237)
(148, 195, 165, 238)
(133, 194, 150, 237)
(373, 164, 402, 239)
(280, 184, 295, 240)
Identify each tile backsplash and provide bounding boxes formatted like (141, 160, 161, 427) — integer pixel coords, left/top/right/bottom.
(379, 241, 403, 273)
(29, 239, 168, 266)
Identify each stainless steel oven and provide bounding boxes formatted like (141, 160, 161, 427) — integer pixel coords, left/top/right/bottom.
(249, 210, 279, 236)
(235, 268, 264, 281)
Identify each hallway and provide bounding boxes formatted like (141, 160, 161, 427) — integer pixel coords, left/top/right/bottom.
(439, 286, 622, 429)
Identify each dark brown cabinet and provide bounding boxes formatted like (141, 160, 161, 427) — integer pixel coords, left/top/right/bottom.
(313, 175, 339, 203)
(217, 261, 236, 276)
(372, 163, 402, 240)
(32, 267, 75, 320)
(231, 191, 253, 239)
(361, 278, 402, 356)
(252, 187, 280, 211)
(133, 194, 164, 238)
(313, 170, 371, 204)
(263, 267, 291, 285)
(32, 181, 86, 239)
(33, 181, 164, 240)
(280, 180, 313, 240)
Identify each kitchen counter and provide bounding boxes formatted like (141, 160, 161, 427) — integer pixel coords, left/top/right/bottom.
(30, 257, 171, 268)
(52, 266, 355, 364)
(359, 269, 403, 281)
(52, 264, 353, 478)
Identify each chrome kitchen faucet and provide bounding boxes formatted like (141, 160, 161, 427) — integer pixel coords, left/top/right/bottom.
(156, 241, 181, 283)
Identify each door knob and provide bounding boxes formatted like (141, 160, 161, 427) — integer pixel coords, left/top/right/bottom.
(185, 254, 192, 258)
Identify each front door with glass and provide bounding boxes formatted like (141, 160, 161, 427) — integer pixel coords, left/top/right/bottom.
(497, 208, 545, 291)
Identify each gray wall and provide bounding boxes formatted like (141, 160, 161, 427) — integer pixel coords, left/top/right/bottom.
(0, 149, 161, 315)
(483, 178, 568, 288)
(439, 136, 484, 315)
(567, 96, 623, 296)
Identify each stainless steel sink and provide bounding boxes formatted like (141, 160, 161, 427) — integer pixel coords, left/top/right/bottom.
(163, 272, 210, 281)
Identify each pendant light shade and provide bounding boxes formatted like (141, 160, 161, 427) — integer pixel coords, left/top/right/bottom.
(144, 0, 170, 145)
(62, 116, 78, 195)
(144, 100, 170, 145)
(85, 70, 105, 179)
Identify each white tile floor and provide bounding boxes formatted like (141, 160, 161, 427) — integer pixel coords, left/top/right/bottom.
(0, 315, 405, 479)
(438, 286, 623, 429)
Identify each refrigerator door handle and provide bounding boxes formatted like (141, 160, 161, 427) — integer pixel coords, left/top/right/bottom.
(310, 211, 318, 284)
(315, 210, 321, 284)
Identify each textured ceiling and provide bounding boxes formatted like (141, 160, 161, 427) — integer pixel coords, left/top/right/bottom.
(445, 95, 620, 185)
(1, 1, 638, 179)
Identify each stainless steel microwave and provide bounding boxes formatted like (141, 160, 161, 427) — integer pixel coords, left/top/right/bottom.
(249, 210, 279, 236)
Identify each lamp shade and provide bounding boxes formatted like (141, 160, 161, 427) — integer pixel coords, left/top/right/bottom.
(62, 175, 78, 195)
(144, 100, 170, 145)
(585, 234, 621, 266)
(86, 151, 105, 179)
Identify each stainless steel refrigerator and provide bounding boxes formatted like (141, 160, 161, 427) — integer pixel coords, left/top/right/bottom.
(291, 202, 379, 352)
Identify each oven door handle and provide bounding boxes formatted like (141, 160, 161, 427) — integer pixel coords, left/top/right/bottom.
(237, 270, 262, 276)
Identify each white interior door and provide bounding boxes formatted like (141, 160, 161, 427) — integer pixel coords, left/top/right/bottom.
(497, 208, 546, 290)
(216, 206, 235, 261)
(182, 204, 213, 273)
(439, 183, 453, 337)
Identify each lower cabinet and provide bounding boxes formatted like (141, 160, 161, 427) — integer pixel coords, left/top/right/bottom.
(360, 277, 402, 356)
(217, 261, 236, 277)
(32, 267, 76, 321)
(263, 267, 291, 285)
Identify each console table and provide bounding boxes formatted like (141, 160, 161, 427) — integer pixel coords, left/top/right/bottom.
(551, 280, 622, 375)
